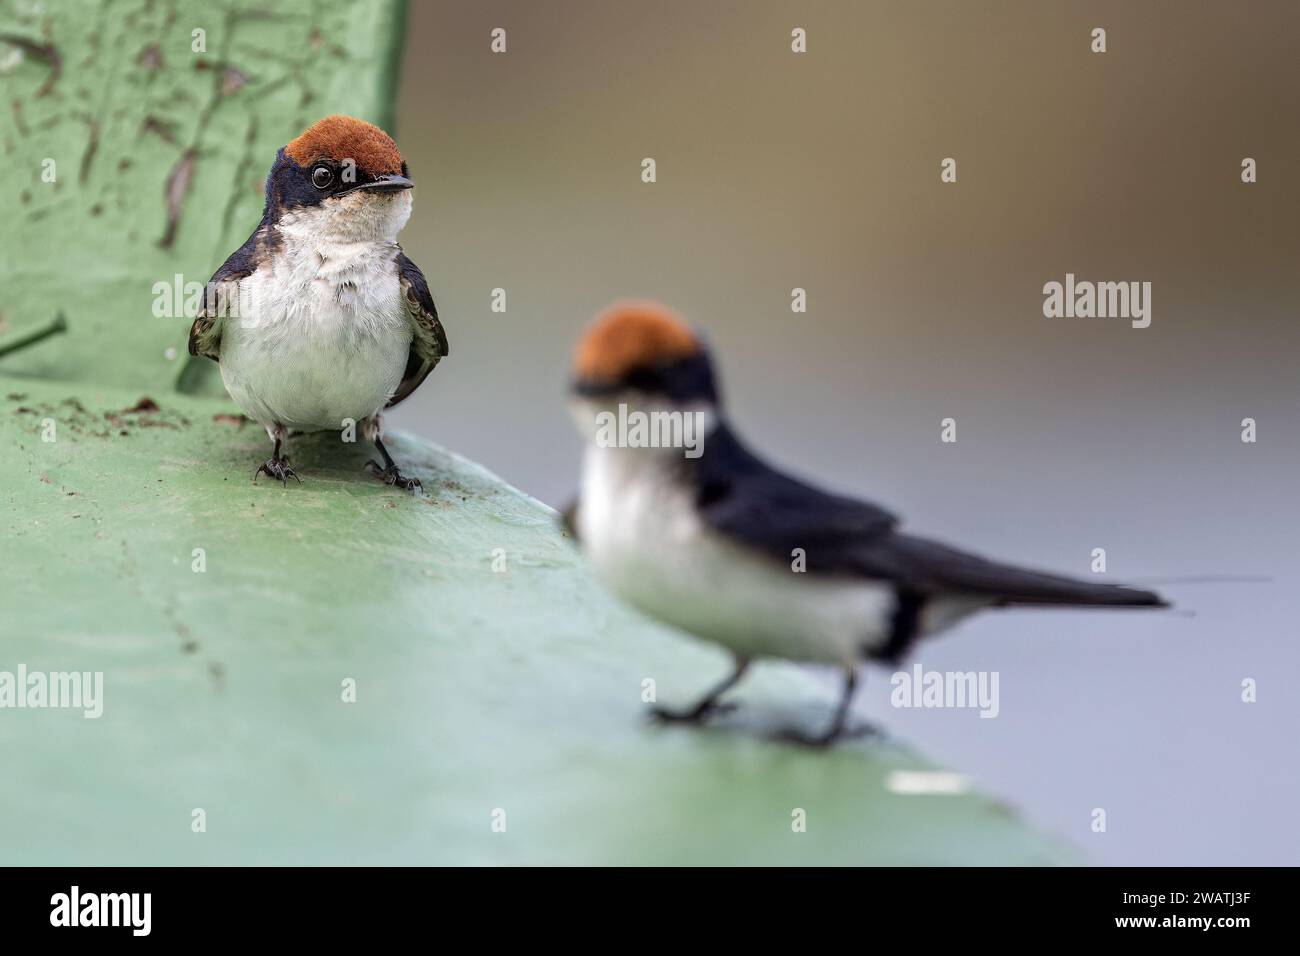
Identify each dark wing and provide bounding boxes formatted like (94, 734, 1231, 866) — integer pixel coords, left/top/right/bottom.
(692, 424, 898, 566)
(187, 223, 270, 361)
(694, 425, 1164, 608)
(386, 250, 449, 409)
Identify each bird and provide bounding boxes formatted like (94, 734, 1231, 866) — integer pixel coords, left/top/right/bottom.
(188, 114, 447, 490)
(563, 301, 1167, 746)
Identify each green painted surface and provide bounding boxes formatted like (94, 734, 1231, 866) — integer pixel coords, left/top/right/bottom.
(0, 379, 1071, 865)
(0, 0, 1070, 865)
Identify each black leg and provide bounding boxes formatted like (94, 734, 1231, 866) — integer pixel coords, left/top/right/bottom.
(776, 667, 874, 748)
(254, 436, 300, 485)
(365, 436, 422, 492)
(653, 658, 750, 724)
(820, 667, 858, 743)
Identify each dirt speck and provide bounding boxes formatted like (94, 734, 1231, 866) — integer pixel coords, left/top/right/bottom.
(136, 43, 163, 70)
(125, 396, 160, 414)
(141, 115, 177, 143)
(221, 66, 247, 96)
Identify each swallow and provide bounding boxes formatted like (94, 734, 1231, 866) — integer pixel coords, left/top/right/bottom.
(564, 302, 1166, 746)
(188, 115, 447, 490)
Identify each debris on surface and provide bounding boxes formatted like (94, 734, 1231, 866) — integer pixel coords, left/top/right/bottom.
(124, 396, 160, 414)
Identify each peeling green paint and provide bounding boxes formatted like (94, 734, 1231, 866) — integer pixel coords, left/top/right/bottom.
(0, 0, 406, 391)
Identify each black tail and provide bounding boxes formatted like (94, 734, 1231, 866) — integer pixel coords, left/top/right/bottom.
(879, 534, 1169, 609)
(992, 580, 1168, 609)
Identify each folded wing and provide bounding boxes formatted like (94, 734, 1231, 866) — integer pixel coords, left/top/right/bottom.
(694, 425, 1164, 608)
(187, 224, 271, 362)
(386, 250, 449, 409)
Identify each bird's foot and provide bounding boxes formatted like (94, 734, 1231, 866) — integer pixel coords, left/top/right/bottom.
(772, 727, 837, 749)
(772, 721, 879, 749)
(364, 459, 422, 492)
(651, 700, 738, 724)
(254, 456, 300, 485)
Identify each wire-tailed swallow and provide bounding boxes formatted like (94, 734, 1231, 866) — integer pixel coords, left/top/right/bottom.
(564, 302, 1166, 746)
(188, 115, 447, 489)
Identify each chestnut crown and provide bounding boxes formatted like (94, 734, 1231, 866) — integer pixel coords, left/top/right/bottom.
(571, 302, 718, 405)
(265, 115, 412, 212)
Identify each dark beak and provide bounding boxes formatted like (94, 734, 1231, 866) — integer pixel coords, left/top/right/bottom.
(340, 174, 415, 195)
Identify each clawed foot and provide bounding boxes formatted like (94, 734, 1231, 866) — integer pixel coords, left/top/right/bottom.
(364, 459, 422, 492)
(254, 456, 300, 485)
(772, 727, 836, 749)
(651, 700, 738, 724)
(771, 722, 879, 749)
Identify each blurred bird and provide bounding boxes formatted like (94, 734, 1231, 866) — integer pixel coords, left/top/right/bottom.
(564, 302, 1166, 746)
(188, 115, 447, 489)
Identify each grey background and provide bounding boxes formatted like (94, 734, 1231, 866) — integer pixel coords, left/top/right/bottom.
(386, 1, 1299, 864)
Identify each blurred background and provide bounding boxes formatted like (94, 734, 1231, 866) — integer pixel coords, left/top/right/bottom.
(387, 0, 1299, 865)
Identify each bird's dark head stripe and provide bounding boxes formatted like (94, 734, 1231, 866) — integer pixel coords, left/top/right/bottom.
(572, 349, 719, 405)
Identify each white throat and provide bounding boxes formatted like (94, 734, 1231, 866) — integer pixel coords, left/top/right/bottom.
(277, 189, 412, 249)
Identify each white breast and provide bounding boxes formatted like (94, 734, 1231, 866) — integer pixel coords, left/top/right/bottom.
(218, 226, 412, 434)
(577, 444, 899, 665)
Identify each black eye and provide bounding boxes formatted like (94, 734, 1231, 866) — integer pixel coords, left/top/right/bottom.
(311, 165, 333, 189)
